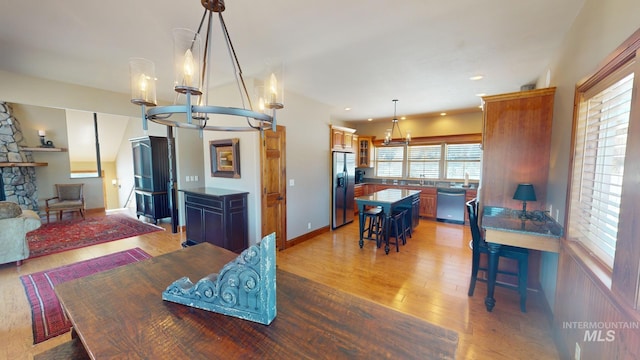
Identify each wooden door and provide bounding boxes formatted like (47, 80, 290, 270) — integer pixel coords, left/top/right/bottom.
(261, 126, 287, 250)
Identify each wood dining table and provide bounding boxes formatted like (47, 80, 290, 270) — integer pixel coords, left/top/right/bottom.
(54, 242, 458, 359)
(355, 188, 421, 254)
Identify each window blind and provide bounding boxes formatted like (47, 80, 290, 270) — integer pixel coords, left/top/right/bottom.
(375, 146, 404, 177)
(408, 145, 441, 179)
(445, 143, 482, 180)
(568, 70, 633, 268)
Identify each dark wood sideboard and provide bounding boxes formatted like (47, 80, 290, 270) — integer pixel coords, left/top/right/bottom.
(181, 187, 248, 253)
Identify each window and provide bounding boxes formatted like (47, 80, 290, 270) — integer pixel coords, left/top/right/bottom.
(408, 145, 441, 179)
(568, 67, 634, 269)
(375, 146, 404, 177)
(445, 143, 482, 180)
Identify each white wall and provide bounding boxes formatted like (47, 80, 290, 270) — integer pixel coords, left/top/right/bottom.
(202, 82, 332, 245)
(537, 0, 640, 312)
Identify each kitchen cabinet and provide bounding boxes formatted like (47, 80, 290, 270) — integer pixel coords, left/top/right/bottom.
(354, 184, 364, 215)
(481, 88, 555, 211)
(181, 188, 248, 253)
(331, 125, 356, 152)
(419, 187, 437, 218)
(130, 136, 171, 224)
(357, 136, 373, 168)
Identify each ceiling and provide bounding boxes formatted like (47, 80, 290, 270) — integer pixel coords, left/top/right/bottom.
(0, 0, 584, 122)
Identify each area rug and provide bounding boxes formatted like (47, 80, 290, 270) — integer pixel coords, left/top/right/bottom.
(20, 248, 152, 344)
(27, 214, 162, 258)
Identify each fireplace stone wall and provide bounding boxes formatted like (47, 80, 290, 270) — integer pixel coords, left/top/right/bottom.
(0, 102, 39, 210)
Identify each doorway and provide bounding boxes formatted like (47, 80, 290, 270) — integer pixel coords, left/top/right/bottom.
(261, 126, 287, 250)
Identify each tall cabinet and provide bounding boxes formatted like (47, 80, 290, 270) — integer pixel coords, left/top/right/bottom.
(480, 87, 555, 211)
(131, 136, 171, 224)
(480, 87, 555, 290)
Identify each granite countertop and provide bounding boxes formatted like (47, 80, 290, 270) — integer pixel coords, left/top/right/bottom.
(359, 178, 478, 190)
(482, 206, 563, 238)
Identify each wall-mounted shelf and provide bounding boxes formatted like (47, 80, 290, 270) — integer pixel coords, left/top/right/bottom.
(0, 162, 48, 167)
(21, 147, 67, 152)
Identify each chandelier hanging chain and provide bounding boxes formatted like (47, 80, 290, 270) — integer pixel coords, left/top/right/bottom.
(217, 12, 263, 130)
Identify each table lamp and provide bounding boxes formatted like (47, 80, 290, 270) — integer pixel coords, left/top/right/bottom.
(513, 183, 536, 219)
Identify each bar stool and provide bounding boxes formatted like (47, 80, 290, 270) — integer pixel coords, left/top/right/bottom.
(387, 209, 408, 252)
(395, 205, 413, 242)
(361, 207, 384, 246)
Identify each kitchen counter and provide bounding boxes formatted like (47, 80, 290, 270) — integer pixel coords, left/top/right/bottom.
(359, 178, 478, 190)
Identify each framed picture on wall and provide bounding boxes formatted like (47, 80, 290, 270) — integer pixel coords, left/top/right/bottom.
(210, 138, 240, 178)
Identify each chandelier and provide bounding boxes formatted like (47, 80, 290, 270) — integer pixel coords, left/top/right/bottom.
(129, 0, 283, 134)
(383, 99, 410, 145)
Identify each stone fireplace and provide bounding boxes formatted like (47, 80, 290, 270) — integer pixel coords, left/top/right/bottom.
(0, 102, 39, 210)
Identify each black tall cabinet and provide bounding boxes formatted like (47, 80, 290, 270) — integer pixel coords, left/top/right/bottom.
(131, 136, 171, 224)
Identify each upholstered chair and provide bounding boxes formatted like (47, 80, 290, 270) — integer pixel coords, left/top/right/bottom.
(45, 184, 85, 223)
(0, 201, 42, 266)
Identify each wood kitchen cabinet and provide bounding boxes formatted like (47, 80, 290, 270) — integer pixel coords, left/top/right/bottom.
(353, 184, 364, 215)
(181, 188, 248, 253)
(357, 136, 373, 168)
(481, 88, 555, 210)
(331, 125, 356, 152)
(419, 187, 437, 218)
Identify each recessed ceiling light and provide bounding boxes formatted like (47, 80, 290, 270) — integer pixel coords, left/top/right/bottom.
(440, 112, 447, 116)
(469, 75, 484, 81)
(367, 118, 373, 121)
(344, 107, 351, 111)
(400, 116, 406, 120)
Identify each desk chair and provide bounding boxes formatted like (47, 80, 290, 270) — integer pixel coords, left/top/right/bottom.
(466, 198, 529, 312)
(45, 184, 85, 223)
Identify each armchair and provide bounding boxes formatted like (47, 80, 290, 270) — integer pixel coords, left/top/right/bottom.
(0, 201, 42, 266)
(45, 184, 85, 223)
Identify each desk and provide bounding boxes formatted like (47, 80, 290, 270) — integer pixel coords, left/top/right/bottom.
(55, 243, 458, 359)
(356, 189, 421, 254)
(481, 207, 562, 311)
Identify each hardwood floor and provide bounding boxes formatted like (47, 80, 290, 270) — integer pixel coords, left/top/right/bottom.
(0, 211, 560, 359)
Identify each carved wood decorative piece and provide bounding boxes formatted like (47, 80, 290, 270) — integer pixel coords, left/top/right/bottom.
(162, 232, 276, 325)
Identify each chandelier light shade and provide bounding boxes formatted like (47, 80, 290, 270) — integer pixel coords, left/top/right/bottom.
(383, 99, 410, 145)
(173, 28, 202, 95)
(129, 0, 282, 133)
(129, 58, 157, 107)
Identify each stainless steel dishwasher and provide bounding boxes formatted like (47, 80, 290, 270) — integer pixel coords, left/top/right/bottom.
(436, 188, 466, 224)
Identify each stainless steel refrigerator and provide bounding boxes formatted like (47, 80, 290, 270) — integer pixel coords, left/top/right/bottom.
(332, 151, 356, 229)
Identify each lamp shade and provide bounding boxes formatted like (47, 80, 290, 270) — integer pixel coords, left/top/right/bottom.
(513, 183, 537, 202)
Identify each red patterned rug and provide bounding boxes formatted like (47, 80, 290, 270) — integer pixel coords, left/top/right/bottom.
(27, 214, 162, 258)
(20, 248, 152, 344)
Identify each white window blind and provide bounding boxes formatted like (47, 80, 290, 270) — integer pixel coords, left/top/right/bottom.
(375, 146, 404, 177)
(445, 143, 482, 180)
(568, 70, 633, 268)
(408, 145, 441, 179)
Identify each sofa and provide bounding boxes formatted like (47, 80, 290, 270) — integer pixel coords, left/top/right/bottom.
(0, 201, 42, 266)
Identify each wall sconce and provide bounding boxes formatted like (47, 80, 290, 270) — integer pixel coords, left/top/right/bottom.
(38, 130, 55, 148)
